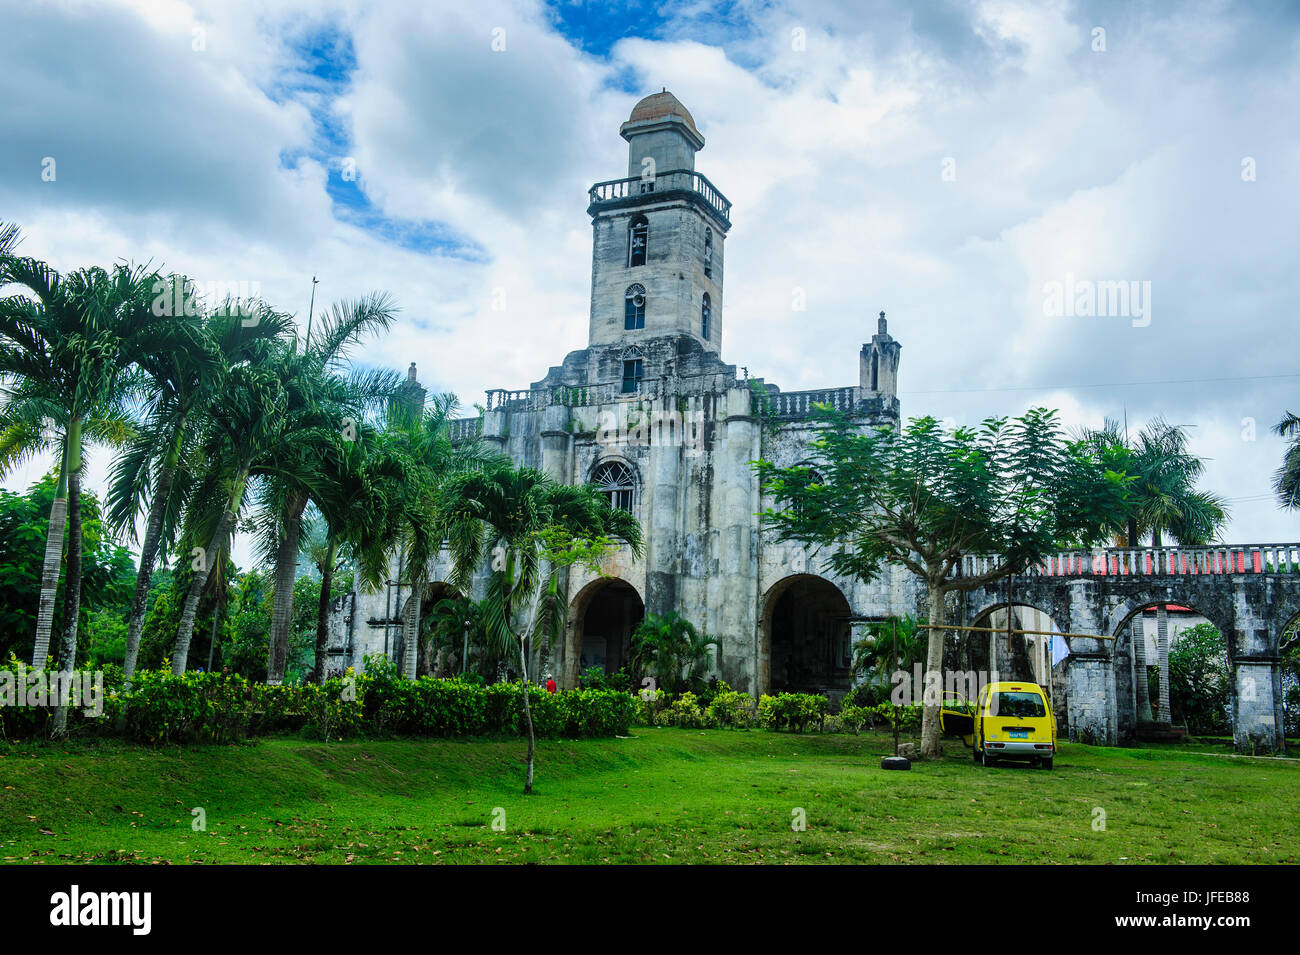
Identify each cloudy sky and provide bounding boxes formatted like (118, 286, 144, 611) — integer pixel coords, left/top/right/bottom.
(3, 0, 1299, 561)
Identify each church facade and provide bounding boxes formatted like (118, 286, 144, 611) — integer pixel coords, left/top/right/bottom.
(329, 91, 917, 698)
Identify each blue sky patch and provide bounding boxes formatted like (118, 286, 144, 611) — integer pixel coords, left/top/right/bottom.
(270, 22, 478, 258)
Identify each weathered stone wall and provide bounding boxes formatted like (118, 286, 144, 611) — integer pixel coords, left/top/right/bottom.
(949, 571, 1297, 753)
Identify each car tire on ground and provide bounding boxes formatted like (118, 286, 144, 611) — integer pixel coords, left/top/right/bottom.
(881, 756, 911, 771)
(1041, 757, 1053, 770)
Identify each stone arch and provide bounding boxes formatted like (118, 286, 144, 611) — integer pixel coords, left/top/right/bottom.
(761, 574, 853, 697)
(1106, 593, 1230, 650)
(563, 577, 645, 688)
(1108, 593, 1231, 738)
(1271, 599, 1300, 656)
(965, 599, 1064, 686)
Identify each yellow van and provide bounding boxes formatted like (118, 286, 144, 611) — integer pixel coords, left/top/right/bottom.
(973, 681, 1057, 769)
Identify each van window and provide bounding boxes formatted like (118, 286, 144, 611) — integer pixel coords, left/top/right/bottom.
(991, 691, 1046, 718)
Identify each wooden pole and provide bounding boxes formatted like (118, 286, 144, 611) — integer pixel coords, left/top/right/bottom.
(917, 623, 1114, 641)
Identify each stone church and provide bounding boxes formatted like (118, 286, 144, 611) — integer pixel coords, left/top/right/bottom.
(327, 90, 915, 698)
(321, 91, 1293, 754)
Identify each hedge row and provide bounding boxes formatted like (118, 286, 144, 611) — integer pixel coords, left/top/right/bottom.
(0, 656, 920, 744)
(0, 657, 635, 745)
(637, 686, 923, 733)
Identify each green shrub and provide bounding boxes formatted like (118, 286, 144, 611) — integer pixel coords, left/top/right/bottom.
(757, 692, 828, 732)
(664, 691, 707, 728)
(706, 688, 756, 728)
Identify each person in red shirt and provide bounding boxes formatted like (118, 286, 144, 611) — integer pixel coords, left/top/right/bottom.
(545, 677, 557, 694)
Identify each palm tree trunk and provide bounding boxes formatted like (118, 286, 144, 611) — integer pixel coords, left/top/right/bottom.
(1156, 605, 1172, 723)
(919, 584, 946, 758)
(267, 491, 309, 685)
(1133, 618, 1154, 723)
(313, 536, 337, 685)
(31, 437, 71, 668)
(172, 473, 245, 675)
(51, 467, 83, 738)
(519, 637, 535, 794)
(401, 583, 423, 679)
(123, 463, 175, 686)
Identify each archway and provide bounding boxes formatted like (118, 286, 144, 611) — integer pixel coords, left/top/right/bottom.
(569, 578, 644, 684)
(1110, 598, 1230, 740)
(418, 583, 463, 677)
(966, 602, 1065, 688)
(394, 581, 460, 678)
(763, 575, 853, 696)
(1278, 610, 1300, 742)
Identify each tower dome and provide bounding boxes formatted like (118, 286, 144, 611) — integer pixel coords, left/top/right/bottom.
(622, 90, 701, 139)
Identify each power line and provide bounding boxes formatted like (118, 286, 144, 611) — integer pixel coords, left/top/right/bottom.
(901, 372, 1300, 397)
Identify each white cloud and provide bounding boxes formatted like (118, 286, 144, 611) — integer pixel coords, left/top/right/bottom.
(2, 0, 1299, 565)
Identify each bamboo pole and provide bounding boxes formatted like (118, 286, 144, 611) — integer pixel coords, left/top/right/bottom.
(916, 623, 1115, 641)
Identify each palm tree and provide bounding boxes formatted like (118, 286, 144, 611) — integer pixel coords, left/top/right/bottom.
(1272, 411, 1300, 510)
(169, 359, 290, 673)
(106, 288, 289, 685)
(302, 424, 411, 684)
(1081, 417, 1227, 548)
(1081, 416, 1228, 724)
(441, 465, 643, 793)
(424, 595, 494, 677)
(260, 294, 399, 685)
(0, 256, 157, 678)
(851, 614, 924, 697)
(628, 611, 718, 693)
(378, 392, 504, 679)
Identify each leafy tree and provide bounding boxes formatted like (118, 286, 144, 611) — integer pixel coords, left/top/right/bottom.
(441, 465, 643, 793)
(758, 406, 1129, 757)
(628, 611, 718, 693)
(377, 393, 505, 679)
(1079, 418, 1228, 722)
(0, 474, 135, 662)
(422, 594, 503, 679)
(167, 357, 290, 672)
(1167, 622, 1231, 734)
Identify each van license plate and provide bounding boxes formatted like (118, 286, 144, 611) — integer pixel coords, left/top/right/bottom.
(1009, 731, 1028, 739)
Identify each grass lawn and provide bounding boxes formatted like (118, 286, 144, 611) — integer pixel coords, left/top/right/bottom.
(2, 728, 1296, 864)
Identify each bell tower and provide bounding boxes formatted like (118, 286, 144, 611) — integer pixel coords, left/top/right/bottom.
(585, 91, 732, 363)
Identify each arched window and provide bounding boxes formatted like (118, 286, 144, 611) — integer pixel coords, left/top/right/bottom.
(701, 293, 711, 340)
(703, 228, 713, 278)
(624, 284, 646, 330)
(791, 461, 824, 520)
(628, 215, 648, 267)
(591, 461, 636, 512)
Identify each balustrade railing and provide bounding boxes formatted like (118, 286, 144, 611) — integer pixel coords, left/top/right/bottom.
(587, 169, 732, 221)
(952, 543, 1300, 579)
(447, 416, 482, 441)
(765, 386, 858, 418)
